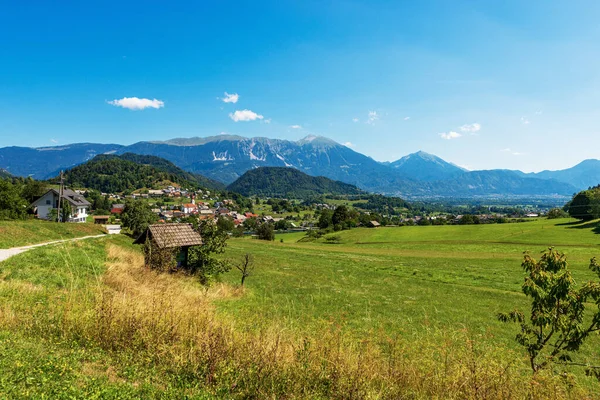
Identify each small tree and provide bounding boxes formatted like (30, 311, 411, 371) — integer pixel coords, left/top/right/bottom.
(61, 202, 72, 223)
(121, 200, 158, 237)
(256, 223, 275, 241)
(546, 208, 568, 219)
(188, 219, 231, 285)
(498, 248, 600, 373)
(235, 253, 255, 286)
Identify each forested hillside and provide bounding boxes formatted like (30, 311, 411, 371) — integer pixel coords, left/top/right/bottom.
(227, 167, 364, 199)
(60, 154, 222, 193)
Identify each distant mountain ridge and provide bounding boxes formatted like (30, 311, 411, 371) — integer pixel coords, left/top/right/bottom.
(0, 135, 588, 198)
(387, 151, 466, 181)
(519, 159, 600, 190)
(227, 167, 364, 199)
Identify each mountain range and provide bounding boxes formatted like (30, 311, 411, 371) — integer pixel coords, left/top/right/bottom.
(0, 135, 592, 199)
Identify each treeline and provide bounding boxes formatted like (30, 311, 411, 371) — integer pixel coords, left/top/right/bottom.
(0, 177, 47, 219)
(321, 194, 410, 215)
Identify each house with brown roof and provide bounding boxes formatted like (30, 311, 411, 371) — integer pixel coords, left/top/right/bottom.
(134, 223, 203, 269)
(367, 220, 381, 228)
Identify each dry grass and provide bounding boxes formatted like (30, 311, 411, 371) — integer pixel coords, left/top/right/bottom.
(2, 243, 596, 398)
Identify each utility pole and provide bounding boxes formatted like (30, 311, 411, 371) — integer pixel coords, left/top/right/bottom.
(56, 171, 64, 222)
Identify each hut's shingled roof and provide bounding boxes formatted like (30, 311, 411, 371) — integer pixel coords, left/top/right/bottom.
(134, 223, 202, 248)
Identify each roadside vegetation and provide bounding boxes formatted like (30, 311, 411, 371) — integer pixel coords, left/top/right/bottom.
(0, 220, 105, 249)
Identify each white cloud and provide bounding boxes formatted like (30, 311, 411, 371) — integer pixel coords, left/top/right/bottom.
(50, 139, 58, 143)
(289, 125, 302, 129)
(108, 97, 164, 110)
(534, 110, 543, 115)
(221, 92, 239, 104)
(263, 118, 272, 124)
(219, 131, 228, 135)
(404, 116, 410, 120)
(459, 122, 481, 133)
(501, 148, 526, 156)
(367, 111, 379, 125)
(352, 118, 359, 123)
(440, 131, 461, 140)
(343, 142, 355, 148)
(229, 109, 264, 122)
(521, 116, 530, 125)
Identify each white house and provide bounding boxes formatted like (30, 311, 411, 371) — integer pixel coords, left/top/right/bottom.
(31, 189, 91, 223)
(182, 203, 198, 214)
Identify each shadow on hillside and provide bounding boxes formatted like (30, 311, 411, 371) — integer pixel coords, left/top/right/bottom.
(556, 220, 587, 227)
(560, 220, 600, 235)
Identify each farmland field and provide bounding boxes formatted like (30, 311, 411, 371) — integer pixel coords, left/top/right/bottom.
(218, 219, 600, 383)
(2, 218, 600, 397)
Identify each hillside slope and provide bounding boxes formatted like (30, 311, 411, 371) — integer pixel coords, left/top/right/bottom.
(60, 154, 222, 193)
(227, 167, 363, 198)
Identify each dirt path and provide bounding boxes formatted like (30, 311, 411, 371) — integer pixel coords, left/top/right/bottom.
(0, 234, 106, 262)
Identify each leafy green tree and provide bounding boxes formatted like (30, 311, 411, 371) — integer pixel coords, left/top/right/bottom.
(243, 217, 258, 231)
(498, 248, 600, 373)
(216, 215, 235, 232)
(332, 205, 350, 226)
(188, 219, 230, 285)
(0, 179, 28, 219)
(318, 209, 333, 229)
(568, 190, 597, 221)
(21, 178, 47, 204)
(121, 200, 158, 237)
(274, 219, 289, 230)
(256, 223, 275, 241)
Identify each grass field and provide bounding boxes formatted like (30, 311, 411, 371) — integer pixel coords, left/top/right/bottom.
(217, 219, 600, 388)
(0, 220, 107, 249)
(1, 218, 600, 397)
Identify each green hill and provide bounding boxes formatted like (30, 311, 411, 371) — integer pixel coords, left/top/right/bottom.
(60, 154, 224, 193)
(227, 166, 364, 198)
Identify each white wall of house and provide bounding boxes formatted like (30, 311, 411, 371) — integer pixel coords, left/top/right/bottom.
(34, 191, 89, 223)
(71, 206, 89, 223)
(35, 191, 58, 220)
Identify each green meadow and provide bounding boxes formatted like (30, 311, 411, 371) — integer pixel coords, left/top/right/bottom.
(0, 220, 106, 249)
(218, 219, 600, 369)
(1, 218, 600, 398)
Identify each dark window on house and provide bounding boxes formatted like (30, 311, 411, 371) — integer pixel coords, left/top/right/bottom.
(46, 200, 51, 205)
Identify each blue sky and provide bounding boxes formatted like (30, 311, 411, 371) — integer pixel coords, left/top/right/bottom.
(1, 1, 600, 172)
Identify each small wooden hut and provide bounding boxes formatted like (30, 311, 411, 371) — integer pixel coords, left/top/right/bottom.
(134, 223, 202, 269)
